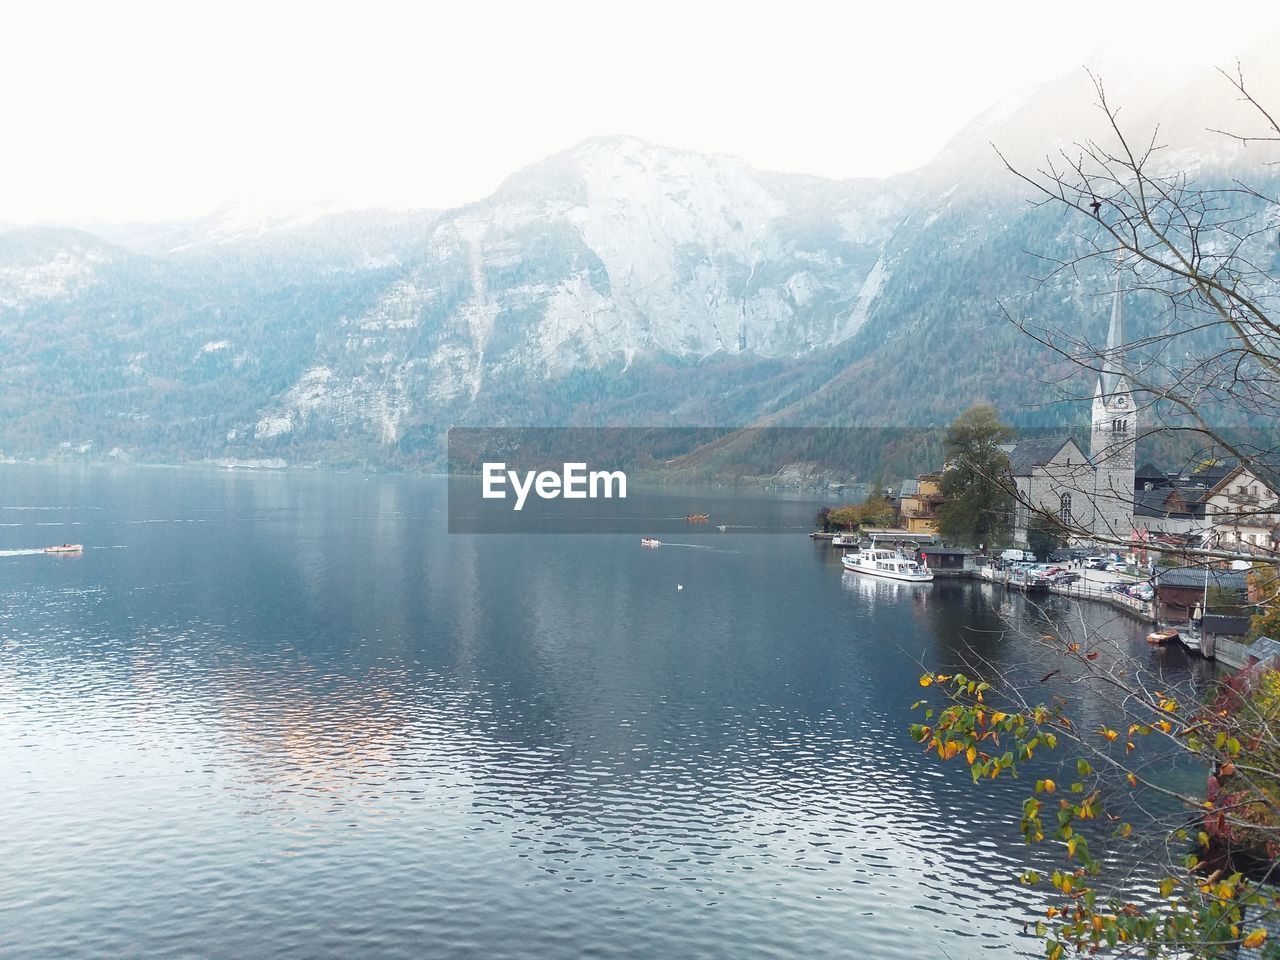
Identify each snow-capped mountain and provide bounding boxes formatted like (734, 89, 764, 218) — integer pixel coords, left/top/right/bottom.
(1, 49, 1277, 471)
(238, 136, 911, 449)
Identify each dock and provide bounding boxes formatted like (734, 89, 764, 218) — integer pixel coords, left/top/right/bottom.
(979, 567, 1157, 623)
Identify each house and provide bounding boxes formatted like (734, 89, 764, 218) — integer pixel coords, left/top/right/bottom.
(1134, 461, 1172, 490)
(1155, 566, 1249, 622)
(916, 545, 975, 577)
(1242, 636, 1280, 668)
(1199, 464, 1280, 554)
(1134, 484, 1205, 537)
(1199, 614, 1255, 663)
(1201, 613, 1251, 645)
(899, 473, 944, 536)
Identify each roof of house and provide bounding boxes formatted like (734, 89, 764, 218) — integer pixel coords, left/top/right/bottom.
(1007, 436, 1082, 476)
(1249, 636, 1280, 665)
(1156, 566, 1248, 591)
(897, 478, 920, 498)
(1201, 613, 1251, 637)
(1188, 460, 1236, 486)
(1134, 461, 1169, 482)
(1203, 461, 1280, 500)
(1134, 487, 1204, 519)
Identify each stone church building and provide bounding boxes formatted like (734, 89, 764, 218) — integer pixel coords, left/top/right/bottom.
(1007, 277, 1137, 547)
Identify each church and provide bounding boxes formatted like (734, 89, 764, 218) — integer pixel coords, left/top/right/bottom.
(1006, 275, 1138, 547)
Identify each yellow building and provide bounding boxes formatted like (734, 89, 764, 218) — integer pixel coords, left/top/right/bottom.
(898, 473, 944, 535)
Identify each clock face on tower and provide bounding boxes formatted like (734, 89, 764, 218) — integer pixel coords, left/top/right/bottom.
(1115, 395, 1127, 407)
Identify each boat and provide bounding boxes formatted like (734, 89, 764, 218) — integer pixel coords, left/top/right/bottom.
(685, 514, 710, 522)
(640, 538, 661, 547)
(1146, 628, 1179, 646)
(841, 546, 933, 582)
(1179, 630, 1203, 655)
(43, 544, 83, 554)
(832, 533, 859, 547)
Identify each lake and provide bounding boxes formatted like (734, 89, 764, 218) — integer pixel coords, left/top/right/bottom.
(0, 465, 1218, 958)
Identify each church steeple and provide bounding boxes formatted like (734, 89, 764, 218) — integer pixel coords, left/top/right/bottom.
(1096, 272, 1127, 403)
(1089, 270, 1137, 540)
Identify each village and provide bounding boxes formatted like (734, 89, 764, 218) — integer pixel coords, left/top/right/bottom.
(813, 281, 1280, 673)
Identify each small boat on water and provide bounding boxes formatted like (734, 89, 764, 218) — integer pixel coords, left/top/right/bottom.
(1146, 628, 1179, 646)
(686, 514, 710, 522)
(1179, 630, 1203, 655)
(640, 538, 661, 547)
(832, 533, 859, 547)
(43, 544, 83, 554)
(841, 546, 933, 582)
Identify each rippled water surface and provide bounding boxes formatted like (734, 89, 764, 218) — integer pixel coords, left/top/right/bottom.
(0, 466, 1218, 958)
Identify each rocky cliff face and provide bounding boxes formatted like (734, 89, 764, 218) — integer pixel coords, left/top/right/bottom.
(234, 136, 912, 453)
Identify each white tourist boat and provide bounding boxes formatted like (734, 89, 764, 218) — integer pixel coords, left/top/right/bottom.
(841, 546, 933, 582)
(831, 533, 859, 547)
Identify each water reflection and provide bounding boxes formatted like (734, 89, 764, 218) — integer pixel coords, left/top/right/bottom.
(0, 466, 1222, 960)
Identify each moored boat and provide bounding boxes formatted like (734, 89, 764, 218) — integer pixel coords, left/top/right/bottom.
(831, 533, 859, 547)
(43, 544, 83, 554)
(1146, 628, 1179, 646)
(841, 546, 933, 582)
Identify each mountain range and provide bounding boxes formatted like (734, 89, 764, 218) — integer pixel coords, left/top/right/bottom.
(2, 49, 1278, 479)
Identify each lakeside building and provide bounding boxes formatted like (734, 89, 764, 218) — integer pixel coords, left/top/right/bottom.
(898, 473, 944, 536)
(1154, 566, 1249, 621)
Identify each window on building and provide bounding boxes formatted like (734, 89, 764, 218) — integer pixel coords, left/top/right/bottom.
(1059, 492, 1072, 525)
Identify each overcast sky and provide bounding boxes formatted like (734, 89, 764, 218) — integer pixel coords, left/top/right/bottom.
(2, 0, 1277, 224)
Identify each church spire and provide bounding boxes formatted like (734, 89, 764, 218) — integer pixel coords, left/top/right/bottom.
(1097, 272, 1125, 401)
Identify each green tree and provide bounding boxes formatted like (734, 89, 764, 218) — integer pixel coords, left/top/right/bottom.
(813, 506, 832, 532)
(1027, 514, 1066, 560)
(936, 405, 1015, 549)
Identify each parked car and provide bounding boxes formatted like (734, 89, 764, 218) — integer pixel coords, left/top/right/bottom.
(1054, 571, 1081, 584)
(1106, 561, 1128, 573)
(1001, 548, 1036, 564)
(1084, 557, 1109, 570)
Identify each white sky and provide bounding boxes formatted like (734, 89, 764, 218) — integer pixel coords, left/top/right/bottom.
(1, 0, 1277, 224)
